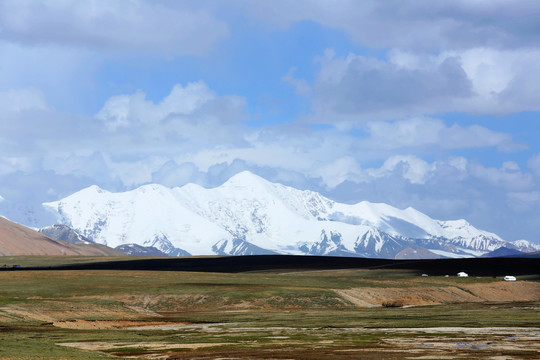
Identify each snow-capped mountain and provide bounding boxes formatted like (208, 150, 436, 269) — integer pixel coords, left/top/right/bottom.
(511, 239, 540, 253)
(41, 171, 535, 258)
(114, 243, 168, 257)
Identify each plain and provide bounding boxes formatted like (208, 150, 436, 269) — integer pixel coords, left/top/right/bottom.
(0, 256, 539, 359)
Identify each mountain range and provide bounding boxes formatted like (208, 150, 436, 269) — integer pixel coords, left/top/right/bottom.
(35, 171, 539, 259)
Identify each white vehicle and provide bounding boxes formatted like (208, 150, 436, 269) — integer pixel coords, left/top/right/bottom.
(504, 275, 516, 281)
(457, 272, 468, 277)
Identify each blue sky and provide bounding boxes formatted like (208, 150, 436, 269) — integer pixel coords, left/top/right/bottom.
(1, 0, 540, 243)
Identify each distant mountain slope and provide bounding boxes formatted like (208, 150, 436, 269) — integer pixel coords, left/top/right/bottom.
(511, 239, 540, 252)
(0, 217, 121, 256)
(115, 244, 167, 256)
(42, 171, 539, 259)
(483, 246, 526, 258)
(39, 224, 94, 244)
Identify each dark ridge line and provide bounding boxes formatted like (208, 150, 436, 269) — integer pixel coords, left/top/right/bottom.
(7, 255, 540, 276)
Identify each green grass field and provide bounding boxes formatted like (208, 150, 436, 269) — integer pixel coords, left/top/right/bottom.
(0, 256, 539, 359)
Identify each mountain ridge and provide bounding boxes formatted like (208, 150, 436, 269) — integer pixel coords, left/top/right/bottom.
(41, 171, 540, 259)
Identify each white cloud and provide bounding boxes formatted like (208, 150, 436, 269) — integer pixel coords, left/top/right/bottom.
(151, 161, 205, 188)
(367, 156, 434, 185)
(96, 81, 246, 131)
(0, 0, 229, 56)
(95, 93, 136, 130)
(107, 157, 166, 188)
(0, 82, 527, 197)
(313, 156, 363, 188)
(0, 157, 35, 176)
(282, 67, 311, 96)
(469, 161, 533, 191)
(364, 118, 520, 152)
(528, 153, 540, 178)
(390, 48, 540, 115)
(299, 48, 540, 121)
(361, 155, 469, 186)
(242, 0, 540, 50)
(455, 48, 517, 95)
(358, 156, 536, 194)
(43, 151, 110, 179)
(308, 51, 472, 119)
(0, 82, 248, 186)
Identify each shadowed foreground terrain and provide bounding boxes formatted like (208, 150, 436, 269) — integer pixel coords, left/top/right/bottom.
(0, 255, 539, 359)
(10, 253, 540, 276)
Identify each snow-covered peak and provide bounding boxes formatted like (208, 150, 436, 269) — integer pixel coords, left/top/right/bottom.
(442, 219, 470, 228)
(135, 183, 170, 194)
(215, 171, 278, 198)
(437, 219, 502, 241)
(222, 170, 268, 187)
(41, 170, 517, 258)
(330, 200, 440, 238)
(512, 239, 540, 252)
(86, 184, 109, 194)
(62, 185, 110, 201)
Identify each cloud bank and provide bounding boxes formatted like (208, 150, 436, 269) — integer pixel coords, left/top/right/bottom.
(0, 0, 228, 55)
(0, 0, 539, 242)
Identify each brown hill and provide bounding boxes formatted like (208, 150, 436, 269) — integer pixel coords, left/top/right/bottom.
(0, 217, 121, 256)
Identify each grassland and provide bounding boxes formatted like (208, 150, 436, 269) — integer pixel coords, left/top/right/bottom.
(0, 256, 539, 359)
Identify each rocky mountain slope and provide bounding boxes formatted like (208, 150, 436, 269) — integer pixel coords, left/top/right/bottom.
(39, 224, 94, 244)
(114, 244, 168, 256)
(41, 171, 540, 258)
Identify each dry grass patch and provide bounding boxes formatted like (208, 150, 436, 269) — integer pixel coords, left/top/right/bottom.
(52, 319, 190, 330)
(336, 281, 540, 307)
